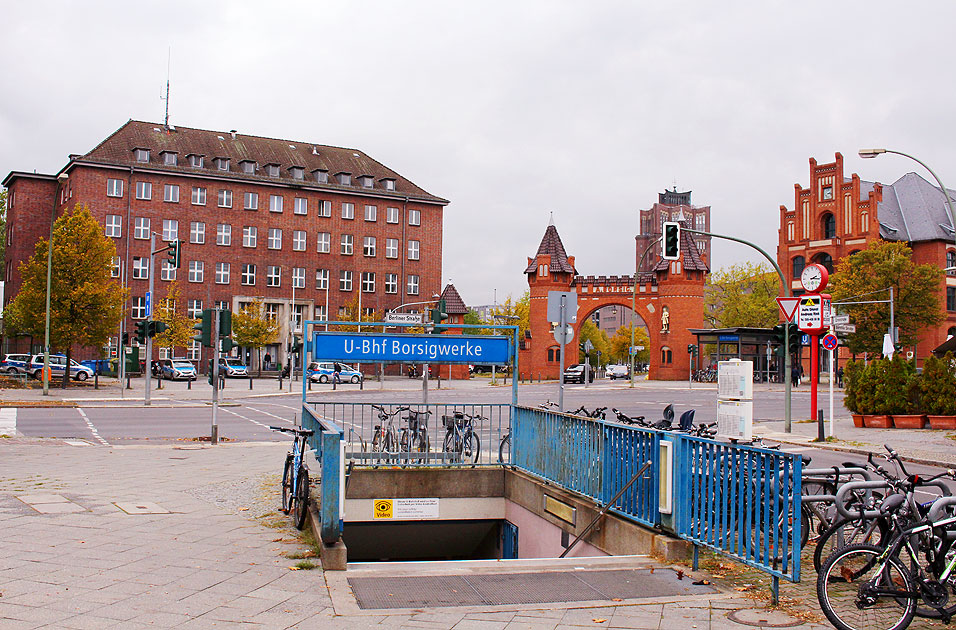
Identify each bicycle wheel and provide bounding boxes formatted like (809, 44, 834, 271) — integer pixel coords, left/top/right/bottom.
(817, 543, 915, 630)
(281, 454, 293, 514)
(294, 466, 310, 530)
(801, 479, 836, 544)
(384, 429, 398, 454)
(463, 433, 480, 465)
(498, 433, 511, 464)
(814, 516, 889, 572)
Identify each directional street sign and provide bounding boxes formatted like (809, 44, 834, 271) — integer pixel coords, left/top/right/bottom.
(834, 315, 850, 325)
(776, 297, 800, 322)
(834, 323, 856, 334)
(583, 339, 594, 353)
(385, 312, 423, 325)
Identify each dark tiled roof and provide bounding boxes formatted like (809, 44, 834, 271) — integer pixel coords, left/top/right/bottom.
(653, 221, 709, 272)
(877, 172, 955, 242)
(440, 284, 468, 315)
(524, 224, 576, 274)
(74, 120, 448, 204)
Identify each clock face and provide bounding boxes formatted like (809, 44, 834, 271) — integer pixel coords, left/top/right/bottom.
(801, 264, 828, 292)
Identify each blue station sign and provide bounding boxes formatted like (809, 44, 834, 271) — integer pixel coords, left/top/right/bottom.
(311, 333, 511, 365)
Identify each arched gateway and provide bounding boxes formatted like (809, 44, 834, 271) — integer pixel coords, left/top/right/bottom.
(519, 223, 707, 381)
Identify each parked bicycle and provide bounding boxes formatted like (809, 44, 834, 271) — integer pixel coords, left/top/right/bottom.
(370, 404, 408, 455)
(399, 408, 432, 461)
(442, 411, 481, 464)
(269, 425, 314, 530)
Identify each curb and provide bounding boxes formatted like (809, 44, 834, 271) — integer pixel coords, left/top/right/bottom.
(763, 434, 954, 470)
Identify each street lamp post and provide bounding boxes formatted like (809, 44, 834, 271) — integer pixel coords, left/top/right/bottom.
(42, 172, 69, 396)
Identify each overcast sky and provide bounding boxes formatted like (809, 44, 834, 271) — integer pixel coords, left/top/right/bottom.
(3, 1, 955, 308)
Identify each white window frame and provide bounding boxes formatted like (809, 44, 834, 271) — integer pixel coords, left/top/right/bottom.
(105, 215, 122, 238)
(241, 264, 256, 286)
(315, 268, 329, 290)
(135, 181, 152, 200)
(385, 238, 398, 259)
(160, 259, 176, 281)
(134, 217, 150, 240)
(407, 275, 419, 296)
(134, 149, 150, 163)
(162, 219, 179, 242)
(188, 260, 204, 283)
(244, 192, 258, 210)
(190, 222, 205, 244)
(111, 256, 121, 278)
(107, 179, 123, 198)
(409, 209, 421, 226)
(317, 200, 331, 217)
(317, 232, 331, 253)
(132, 257, 149, 280)
(192, 187, 206, 206)
(340, 234, 353, 255)
(342, 203, 354, 220)
(386, 207, 399, 223)
(339, 270, 352, 292)
(294, 197, 308, 215)
(217, 224, 232, 246)
(187, 299, 203, 319)
(292, 267, 305, 289)
(215, 262, 230, 284)
(164, 184, 180, 203)
(408, 240, 420, 260)
(189, 155, 204, 168)
(131, 296, 148, 319)
(364, 205, 377, 222)
(270, 194, 283, 213)
(363, 236, 376, 257)
(292, 230, 306, 252)
(385, 273, 398, 294)
(187, 340, 200, 361)
(362, 271, 375, 293)
(268, 228, 282, 250)
(267, 266, 281, 288)
(218, 189, 233, 208)
(243, 226, 257, 248)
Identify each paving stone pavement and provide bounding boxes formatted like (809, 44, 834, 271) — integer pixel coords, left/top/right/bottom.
(0, 438, 832, 629)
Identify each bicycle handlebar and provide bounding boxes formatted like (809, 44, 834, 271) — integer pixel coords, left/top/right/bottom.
(269, 425, 315, 437)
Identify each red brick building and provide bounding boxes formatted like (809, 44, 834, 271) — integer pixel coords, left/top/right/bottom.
(636, 188, 712, 273)
(3, 121, 448, 368)
(777, 152, 956, 364)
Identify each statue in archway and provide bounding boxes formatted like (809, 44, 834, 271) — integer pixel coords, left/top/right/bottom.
(661, 306, 670, 333)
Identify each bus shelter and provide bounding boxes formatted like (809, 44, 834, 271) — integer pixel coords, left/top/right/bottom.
(688, 327, 784, 382)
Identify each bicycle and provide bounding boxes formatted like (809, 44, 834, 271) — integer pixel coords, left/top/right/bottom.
(269, 425, 314, 530)
(497, 426, 511, 464)
(399, 408, 431, 462)
(442, 411, 481, 464)
(370, 404, 407, 455)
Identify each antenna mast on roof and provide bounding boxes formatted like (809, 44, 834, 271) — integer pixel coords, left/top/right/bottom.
(160, 47, 171, 129)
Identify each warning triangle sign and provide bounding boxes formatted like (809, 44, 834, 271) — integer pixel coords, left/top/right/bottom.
(776, 297, 800, 322)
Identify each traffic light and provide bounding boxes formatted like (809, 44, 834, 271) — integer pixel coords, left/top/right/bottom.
(773, 323, 801, 357)
(429, 299, 448, 334)
(167, 240, 182, 268)
(218, 309, 232, 337)
(220, 337, 236, 353)
(290, 337, 302, 353)
(687, 344, 697, 354)
(207, 359, 214, 386)
(134, 321, 148, 344)
(147, 321, 168, 337)
(193, 309, 213, 347)
(662, 222, 680, 260)
(122, 332, 129, 346)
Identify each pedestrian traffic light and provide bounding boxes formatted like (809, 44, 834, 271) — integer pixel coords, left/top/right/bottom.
(167, 240, 182, 268)
(662, 222, 680, 260)
(147, 321, 168, 337)
(192, 309, 213, 347)
(134, 321, 148, 344)
(429, 299, 448, 334)
(687, 344, 697, 354)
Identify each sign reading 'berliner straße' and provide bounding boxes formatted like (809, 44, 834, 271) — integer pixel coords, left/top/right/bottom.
(311, 333, 511, 364)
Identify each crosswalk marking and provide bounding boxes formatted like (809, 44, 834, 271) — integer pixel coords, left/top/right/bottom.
(0, 408, 16, 434)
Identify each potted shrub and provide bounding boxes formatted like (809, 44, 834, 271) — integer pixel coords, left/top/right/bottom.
(918, 352, 956, 429)
(874, 356, 917, 427)
(843, 360, 866, 427)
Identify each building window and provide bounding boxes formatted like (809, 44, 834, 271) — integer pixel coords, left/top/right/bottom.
(407, 274, 419, 295)
(358, 176, 373, 188)
(290, 167, 304, 180)
(948, 287, 956, 312)
(190, 222, 205, 244)
(162, 219, 178, 242)
(244, 192, 258, 210)
(363, 236, 376, 257)
(268, 228, 282, 250)
(383, 179, 395, 191)
(822, 213, 836, 239)
(164, 184, 180, 203)
(317, 232, 331, 253)
(218, 189, 232, 208)
(187, 299, 202, 319)
(813, 252, 833, 273)
(409, 209, 421, 226)
(134, 149, 150, 163)
(661, 347, 672, 365)
(548, 347, 560, 362)
(339, 270, 352, 291)
(267, 266, 281, 287)
(317, 200, 331, 217)
(216, 262, 230, 284)
(192, 187, 206, 205)
(265, 303, 280, 321)
(189, 154, 204, 168)
(105, 215, 122, 238)
(161, 260, 176, 281)
(292, 267, 305, 289)
(386, 207, 399, 223)
(294, 197, 307, 215)
(336, 172, 351, 186)
(342, 203, 354, 220)
(243, 226, 257, 248)
(538, 265, 548, 277)
(408, 240, 420, 260)
(291, 230, 306, 252)
(131, 296, 148, 319)
(947, 250, 956, 275)
(314, 170, 329, 184)
(341, 234, 353, 255)
(188, 260, 204, 283)
(385, 273, 398, 294)
(364, 205, 377, 222)
(162, 152, 177, 166)
(362, 272, 375, 293)
(315, 268, 329, 290)
(217, 224, 232, 246)
(132, 257, 149, 280)
(265, 164, 279, 177)
(185, 340, 199, 360)
(241, 264, 256, 286)
(216, 158, 230, 171)
(107, 179, 123, 197)
(269, 194, 283, 213)
(240, 160, 256, 174)
(135, 181, 152, 200)
(822, 185, 834, 200)
(134, 217, 150, 240)
(315, 305, 327, 321)
(110, 256, 121, 278)
(695, 214, 706, 230)
(385, 238, 399, 259)
(792, 256, 805, 279)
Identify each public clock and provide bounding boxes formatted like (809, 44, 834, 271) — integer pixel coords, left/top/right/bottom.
(800, 263, 829, 293)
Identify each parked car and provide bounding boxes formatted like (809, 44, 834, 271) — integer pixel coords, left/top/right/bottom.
(218, 358, 249, 378)
(308, 361, 363, 383)
(159, 359, 197, 380)
(606, 364, 630, 380)
(563, 363, 595, 384)
(1, 354, 32, 374)
(28, 354, 94, 381)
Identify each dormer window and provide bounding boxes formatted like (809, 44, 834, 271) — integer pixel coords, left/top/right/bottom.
(215, 157, 230, 171)
(313, 169, 329, 184)
(381, 178, 396, 191)
(240, 160, 256, 174)
(134, 148, 150, 163)
(161, 151, 178, 166)
(358, 175, 373, 189)
(289, 166, 304, 180)
(336, 172, 351, 186)
(265, 164, 280, 177)
(188, 154, 204, 168)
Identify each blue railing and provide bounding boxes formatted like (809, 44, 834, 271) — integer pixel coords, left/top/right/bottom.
(301, 405, 344, 543)
(674, 435, 802, 582)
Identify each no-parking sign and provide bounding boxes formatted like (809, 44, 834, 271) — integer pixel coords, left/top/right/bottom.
(821, 333, 839, 350)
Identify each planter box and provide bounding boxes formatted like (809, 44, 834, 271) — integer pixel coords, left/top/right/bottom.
(927, 415, 956, 430)
(852, 414, 865, 428)
(863, 415, 894, 428)
(890, 414, 926, 429)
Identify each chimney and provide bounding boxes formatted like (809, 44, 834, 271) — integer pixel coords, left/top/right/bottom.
(230, 130, 237, 139)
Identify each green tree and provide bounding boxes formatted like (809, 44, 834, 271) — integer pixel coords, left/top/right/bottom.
(704, 262, 779, 328)
(608, 324, 649, 365)
(577, 319, 610, 366)
(334, 295, 380, 331)
(231, 299, 280, 376)
(0, 189, 7, 265)
(4, 204, 127, 386)
(830, 240, 943, 355)
(153, 281, 195, 356)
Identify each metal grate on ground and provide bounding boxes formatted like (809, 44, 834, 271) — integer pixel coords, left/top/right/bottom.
(347, 568, 717, 609)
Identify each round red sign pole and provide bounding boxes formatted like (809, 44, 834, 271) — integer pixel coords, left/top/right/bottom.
(810, 333, 819, 429)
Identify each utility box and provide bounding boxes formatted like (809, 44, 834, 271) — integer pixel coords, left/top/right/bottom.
(124, 347, 140, 375)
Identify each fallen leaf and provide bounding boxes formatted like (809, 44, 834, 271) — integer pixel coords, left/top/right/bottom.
(693, 579, 710, 585)
(712, 574, 725, 578)
(288, 566, 300, 571)
(677, 570, 684, 580)
(238, 507, 249, 511)
(841, 566, 854, 583)
(592, 619, 607, 624)
(611, 598, 623, 602)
